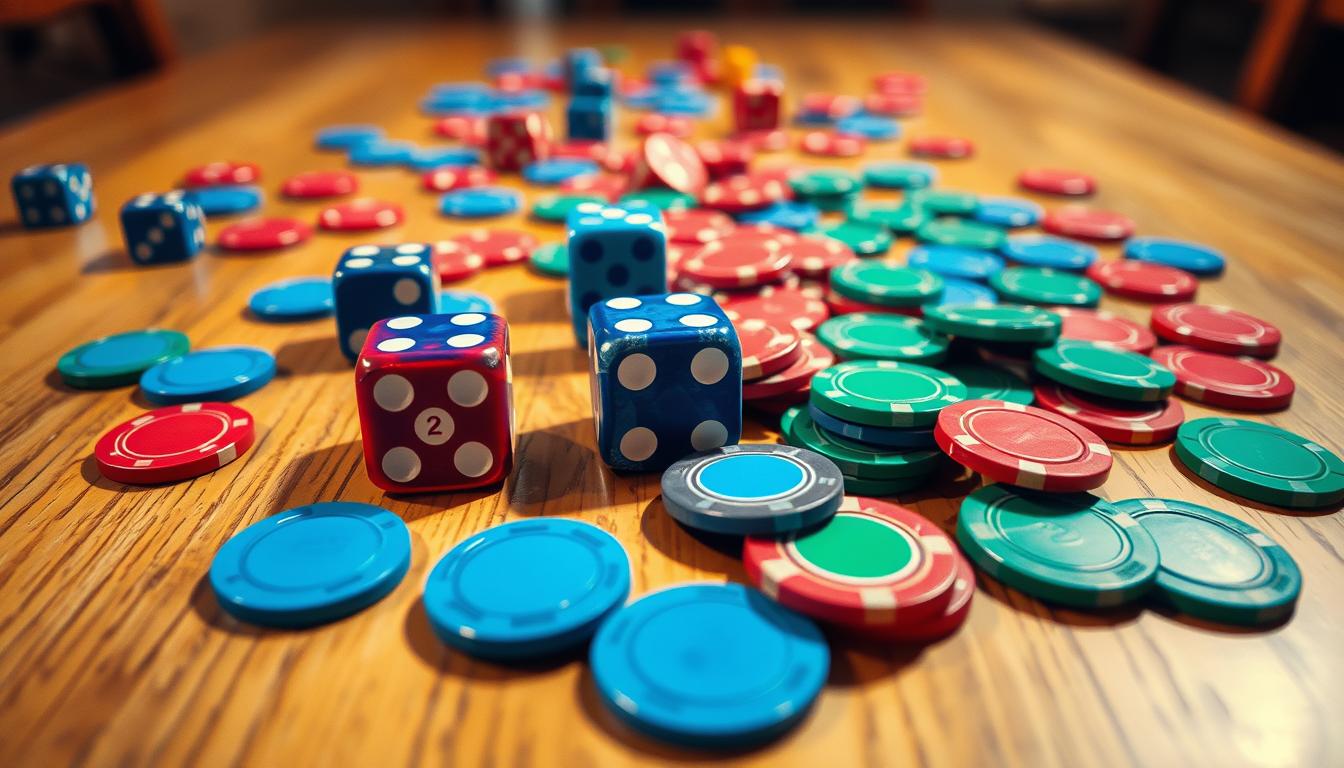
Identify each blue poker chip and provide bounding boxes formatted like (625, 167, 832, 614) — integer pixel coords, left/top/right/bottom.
(315, 124, 384, 150)
(423, 519, 630, 660)
(139, 345, 276, 404)
(652, 88, 713, 116)
(907, 245, 1005, 281)
(522, 158, 601, 186)
(348, 139, 416, 167)
(1001, 233, 1098, 271)
(793, 110, 835, 126)
(488, 88, 549, 111)
(438, 289, 496, 314)
(835, 114, 901, 141)
(405, 146, 481, 170)
(974, 196, 1043, 228)
(736, 200, 820, 232)
(185, 184, 262, 216)
(660, 444, 845, 535)
(754, 63, 783, 82)
(210, 501, 410, 628)
(487, 57, 531, 76)
(807, 403, 937, 449)
(248, 277, 334, 321)
(440, 186, 521, 218)
(590, 583, 828, 749)
(1124, 236, 1225, 276)
(939, 277, 998, 307)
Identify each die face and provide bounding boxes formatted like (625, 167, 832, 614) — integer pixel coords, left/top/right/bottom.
(355, 312, 513, 492)
(564, 48, 603, 86)
(566, 97, 613, 142)
(571, 69, 613, 100)
(119, 192, 205, 264)
(12, 163, 95, 229)
(486, 112, 553, 171)
(566, 202, 668, 345)
(587, 293, 742, 471)
(333, 243, 440, 361)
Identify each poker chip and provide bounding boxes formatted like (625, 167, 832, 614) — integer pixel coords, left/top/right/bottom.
(957, 484, 1157, 607)
(873, 70, 927, 94)
(58, 329, 190, 389)
(347, 139, 415, 166)
(807, 404, 937, 449)
(528, 242, 568, 276)
(835, 114, 900, 141)
(922, 304, 1061, 344)
(736, 200, 819, 232)
(782, 407, 943, 480)
(635, 132, 707, 194)
(1175, 418, 1344, 509)
(819, 220, 892, 256)
(210, 501, 410, 627)
(1017, 168, 1096, 196)
(1034, 339, 1175, 402)
(696, 139, 753, 178)
(1032, 380, 1184, 444)
(218, 217, 313, 250)
(824, 288, 919, 317)
(531, 193, 604, 222)
(1054, 307, 1157, 353)
(186, 184, 261, 216)
(438, 289, 496, 314)
(862, 91, 923, 118)
(423, 519, 630, 659)
(848, 552, 974, 642)
(908, 135, 974, 158)
(1124, 236, 1225, 276)
(248, 277, 334, 320)
(815, 314, 950, 364)
(912, 189, 979, 217)
(1150, 345, 1294, 411)
(450, 228, 537, 267)
(315, 124, 383, 150)
(1085, 259, 1198, 303)
(812, 360, 966, 428)
(281, 170, 358, 198)
(700, 172, 790, 212)
(800, 130, 865, 157)
(182, 161, 259, 187)
(522, 158, 600, 185)
(1002, 234, 1097, 271)
(863, 161, 936, 189)
(939, 278, 998, 307)
(660, 444, 846, 535)
(432, 115, 486, 143)
(741, 335, 835, 400)
(916, 218, 1006, 251)
(733, 128, 790, 152)
(941, 362, 1033, 405)
(1115, 498, 1301, 626)
(139, 346, 276, 405)
(720, 284, 829, 333)
(830, 262, 943, 308)
(562, 172, 627, 200)
(680, 239, 793, 288)
(1042, 206, 1135, 241)
(439, 186, 521, 218)
(636, 112, 693, 137)
(990, 266, 1102, 307)
(94, 402, 255, 485)
(1150, 303, 1281, 358)
(743, 496, 958, 627)
(431, 240, 486, 282)
(935, 400, 1113, 491)
(789, 235, 856, 277)
(589, 583, 828, 749)
(664, 207, 734, 244)
(973, 196, 1043, 228)
(422, 166, 496, 192)
(906, 245, 1004, 281)
(619, 188, 696, 210)
(736, 319, 802, 379)
(406, 145, 481, 170)
(789, 168, 860, 198)
(318, 199, 404, 230)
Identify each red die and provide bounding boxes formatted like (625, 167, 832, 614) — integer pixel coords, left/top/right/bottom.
(485, 111, 553, 172)
(355, 312, 514, 493)
(733, 79, 782, 133)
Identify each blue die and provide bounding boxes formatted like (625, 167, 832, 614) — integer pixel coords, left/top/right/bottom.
(12, 163, 95, 229)
(587, 292, 742, 472)
(567, 202, 668, 346)
(566, 96, 613, 142)
(119, 191, 205, 265)
(333, 243, 440, 362)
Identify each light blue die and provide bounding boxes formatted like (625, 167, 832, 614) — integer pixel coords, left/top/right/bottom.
(12, 163, 95, 229)
(119, 191, 205, 265)
(567, 202, 667, 346)
(333, 243, 440, 362)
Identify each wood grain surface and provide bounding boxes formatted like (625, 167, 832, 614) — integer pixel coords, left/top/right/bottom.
(2, 17, 1343, 768)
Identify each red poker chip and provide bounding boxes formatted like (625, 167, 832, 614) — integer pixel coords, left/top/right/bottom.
(422, 166, 496, 192)
(636, 113, 693, 137)
(281, 170, 358, 199)
(431, 240, 485, 282)
(800, 130, 865, 158)
(791, 234, 857, 278)
(725, 222, 798, 248)
(934, 399, 1113, 492)
(1018, 168, 1096, 196)
(909, 136, 974, 159)
(742, 334, 834, 400)
(680, 238, 794, 288)
(696, 139, 753, 179)
(560, 173, 627, 201)
(451, 228, 537, 267)
(1043, 206, 1135, 241)
(873, 71, 927, 95)
(663, 208, 735, 244)
(743, 496, 959, 629)
(1150, 303, 1281, 358)
(863, 91, 922, 117)
(318, 198, 404, 231)
(1086, 259, 1197, 303)
(634, 132, 707, 195)
(700, 172, 790, 213)
(217, 217, 313, 250)
(1032, 381, 1184, 445)
(844, 552, 974, 643)
(432, 115, 487, 144)
(799, 92, 862, 120)
(182, 161, 260, 187)
(94, 402, 255, 485)
(826, 288, 921, 317)
(733, 129, 790, 152)
(720, 284, 830, 333)
(1150, 346, 1294, 411)
(1054, 307, 1157, 353)
(735, 318, 803, 380)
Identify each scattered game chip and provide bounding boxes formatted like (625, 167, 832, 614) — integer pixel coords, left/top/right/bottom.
(789, 235, 856, 278)
(182, 161, 260, 187)
(347, 139, 416, 166)
(633, 132, 707, 194)
(185, 184, 261, 216)
(218, 217, 313, 250)
(700, 172, 790, 212)
(835, 114, 900, 141)
(636, 112, 693, 137)
(422, 166, 496, 192)
(315, 124, 383, 150)
(1150, 303, 1281, 358)
(318, 198, 404, 230)
(1001, 233, 1097, 271)
(863, 161, 936, 189)
(830, 261, 943, 308)
(939, 278, 998, 307)
(139, 346, 276, 404)
(916, 218, 1006, 251)
(733, 128, 790, 152)
(815, 313, 950, 364)
(989, 266, 1102, 307)
(800, 130, 865, 157)
(812, 360, 966, 428)
(806, 403, 937, 449)
(248, 277, 334, 320)
(935, 400, 1113, 491)
(720, 284, 829, 333)
(736, 200, 819, 232)
(820, 219, 892, 256)
(908, 135, 974, 158)
(432, 115, 487, 143)
(531, 193, 605, 222)
(438, 289, 496, 314)
(862, 91, 923, 117)
(439, 186, 521, 218)
(664, 207, 734, 244)
(58, 329, 190, 389)
(1018, 168, 1097, 196)
(736, 319, 803, 380)
(281, 170, 358, 198)
(406, 145, 480, 170)
(450, 228, 537, 267)
(1033, 380, 1184, 444)
(1150, 345, 1294, 411)
(619, 188, 696, 211)
(941, 362, 1033, 405)
(1124, 236, 1226, 276)
(973, 196, 1043, 228)
(522, 158, 600, 185)
(1085, 259, 1198, 303)
(1033, 339, 1175, 402)
(696, 139, 753, 178)
(680, 238, 793, 288)
(741, 335, 834, 400)
(432, 240, 486, 282)
(528, 242, 568, 276)
(1175, 418, 1344, 509)
(1054, 307, 1157, 353)
(1042, 206, 1135, 241)
(922, 304, 1061, 344)
(907, 245, 1004, 281)
(94, 402, 256, 485)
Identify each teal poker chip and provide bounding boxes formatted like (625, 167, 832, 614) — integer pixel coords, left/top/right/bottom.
(957, 484, 1159, 608)
(531, 193, 604, 222)
(619, 188, 696, 211)
(991, 267, 1102, 307)
(922, 304, 1062, 344)
(815, 313, 950, 364)
(910, 189, 978, 216)
(811, 360, 967, 428)
(781, 405, 943, 480)
(862, 161, 937, 190)
(916, 218, 1006, 251)
(848, 200, 927, 234)
(248, 277, 334, 320)
(528, 242, 569, 276)
(1174, 418, 1344, 509)
(941, 362, 1033, 405)
(830, 261, 943, 308)
(1033, 339, 1174, 402)
(1113, 498, 1301, 626)
(842, 472, 935, 497)
(58, 328, 189, 389)
(139, 345, 275, 404)
(820, 219, 891, 256)
(789, 168, 861, 198)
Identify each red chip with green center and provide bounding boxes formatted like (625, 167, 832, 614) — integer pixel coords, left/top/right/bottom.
(743, 495, 959, 628)
(431, 240, 486, 282)
(1043, 206, 1135, 241)
(934, 399, 1113, 491)
(633, 132, 707, 194)
(1032, 381, 1185, 444)
(664, 208, 735, 244)
(422, 166, 496, 192)
(281, 170, 358, 199)
(218, 217, 312, 250)
(1055, 308, 1157, 353)
(1085, 259, 1197, 302)
(318, 198, 403, 230)
(1150, 303, 1282, 358)
(791, 235, 857, 278)
(742, 335, 835, 400)
(94, 402, 256, 485)
(1149, 345, 1294, 411)
(800, 131, 865, 158)
(735, 318, 802, 380)
(680, 238, 793, 288)
(450, 228, 537, 267)
(720, 284, 830, 333)
(1018, 168, 1096, 196)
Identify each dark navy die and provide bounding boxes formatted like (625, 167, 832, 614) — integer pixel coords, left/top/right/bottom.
(566, 96, 613, 142)
(587, 293, 742, 472)
(567, 202, 668, 346)
(333, 243, 440, 362)
(119, 191, 205, 265)
(12, 163, 95, 229)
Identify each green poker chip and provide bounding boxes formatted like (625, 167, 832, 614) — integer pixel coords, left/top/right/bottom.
(815, 314, 950, 364)
(957, 484, 1160, 608)
(531, 193, 604, 222)
(842, 472, 935, 497)
(862, 162, 935, 190)
(991, 267, 1102, 308)
(811, 360, 967, 428)
(910, 189, 978, 216)
(1174, 418, 1344, 509)
(807, 191, 860, 213)
(1033, 339, 1174, 402)
(782, 406, 943, 480)
(830, 261, 943, 308)
(848, 200, 927, 234)
(916, 218, 1006, 251)
(789, 168, 861, 198)
(1114, 497, 1302, 626)
(940, 362, 1033, 405)
(528, 242, 569, 277)
(819, 220, 892, 256)
(922, 304, 1062, 344)
(619, 189, 695, 211)
(58, 328, 190, 389)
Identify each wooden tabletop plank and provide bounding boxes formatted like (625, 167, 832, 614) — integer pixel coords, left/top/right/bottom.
(1, 18, 1342, 768)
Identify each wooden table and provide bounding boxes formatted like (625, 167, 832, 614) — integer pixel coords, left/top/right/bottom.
(2, 17, 1342, 768)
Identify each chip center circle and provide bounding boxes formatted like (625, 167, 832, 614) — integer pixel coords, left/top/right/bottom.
(1139, 512, 1268, 587)
(1206, 426, 1324, 482)
(970, 409, 1087, 464)
(244, 514, 383, 590)
(456, 533, 602, 619)
(695, 453, 807, 501)
(122, 410, 230, 459)
(789, 513, 919, 584)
